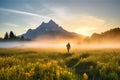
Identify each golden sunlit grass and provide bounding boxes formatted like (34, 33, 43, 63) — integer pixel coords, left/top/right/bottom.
(0, 48, 120, 80)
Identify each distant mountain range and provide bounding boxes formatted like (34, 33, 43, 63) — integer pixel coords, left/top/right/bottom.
(22, 20, 83, 40)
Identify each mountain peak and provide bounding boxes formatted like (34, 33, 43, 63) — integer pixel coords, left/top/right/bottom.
(27, 29, 32, 32)
(48, 19, 56, 24)
(22, 20, 79, 39)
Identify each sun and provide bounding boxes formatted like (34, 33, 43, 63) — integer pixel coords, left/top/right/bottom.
(74, 27, 95, 36)
(76, 31, 91, 36)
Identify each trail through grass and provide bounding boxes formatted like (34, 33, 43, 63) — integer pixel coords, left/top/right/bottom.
(0, 48, 120, 80)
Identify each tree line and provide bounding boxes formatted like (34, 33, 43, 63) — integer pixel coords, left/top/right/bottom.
(0, 31, 29, 41)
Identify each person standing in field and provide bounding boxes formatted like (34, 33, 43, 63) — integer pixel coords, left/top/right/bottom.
(66, 42, 71, 53)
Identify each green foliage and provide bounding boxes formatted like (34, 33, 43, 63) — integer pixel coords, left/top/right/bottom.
(0, 61, 76, 80)
(66, 57, 79, 68)
(0, 48, 120, 80)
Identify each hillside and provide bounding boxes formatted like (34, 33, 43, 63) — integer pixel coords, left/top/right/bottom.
(85, 27, 120, 43)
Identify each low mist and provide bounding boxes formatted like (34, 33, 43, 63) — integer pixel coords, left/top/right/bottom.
(0, 38, 120, 49)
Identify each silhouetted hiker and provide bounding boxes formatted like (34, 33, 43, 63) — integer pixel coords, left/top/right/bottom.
(66, 42, 71, 53)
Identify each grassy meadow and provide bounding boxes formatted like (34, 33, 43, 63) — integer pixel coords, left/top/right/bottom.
(0, 48, 120, 80)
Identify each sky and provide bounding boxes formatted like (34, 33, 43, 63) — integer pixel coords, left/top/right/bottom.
(0, 0, 120, 38)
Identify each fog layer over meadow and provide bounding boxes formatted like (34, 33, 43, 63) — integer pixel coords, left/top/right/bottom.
(0, 39, 120, 49)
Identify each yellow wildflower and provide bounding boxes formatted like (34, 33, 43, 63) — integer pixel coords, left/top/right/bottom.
(83, 73, 88, 80)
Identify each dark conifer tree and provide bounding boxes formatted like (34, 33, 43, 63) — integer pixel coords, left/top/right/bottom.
(4, 32, 9, 39)
(21, 36, 24, 40)
(9, 31, 16, 39)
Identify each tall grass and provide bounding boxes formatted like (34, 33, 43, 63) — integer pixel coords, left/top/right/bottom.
(0, 48, 120, 80)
